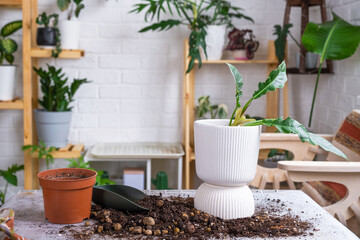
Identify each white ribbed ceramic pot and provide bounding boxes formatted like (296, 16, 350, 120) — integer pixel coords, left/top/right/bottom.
(194, 183, 254, 219)
(194, 119, 261, 186)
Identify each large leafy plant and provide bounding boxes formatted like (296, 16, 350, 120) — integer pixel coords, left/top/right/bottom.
(130, 0, 253, 73)
(57, 0, 85, 20)
(302, 12, 360, 127)
(0, 20, 22, 65)
(36, 12, 61, 58)
(226, 61, 347, 160)
(33, 64, 89, 112)
(66, 156, 115, 185)
(0, 164, 24, 206)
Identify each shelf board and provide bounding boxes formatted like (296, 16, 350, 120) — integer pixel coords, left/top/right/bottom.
(287, 67, 333, 75)
(30, 144, 84, 159)
(0, 0, 22, 7)
(31, 49, 85, 59)
(0, 99, 23, 110)
(195, 59, 278, 65)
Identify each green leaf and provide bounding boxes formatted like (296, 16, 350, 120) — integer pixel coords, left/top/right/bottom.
(196, 96, 210, 119)
(252, 61, 287, 100)
(302, 12, 360, 63)
(75, 3, 85, 18)
(139, 19, 182, 32)
(226, 63, 243, 108)
(5, 54, 14, 65)
(273, 24, 292, 64)
(1, 20, 22, 37)
(57, 0, 71, 11)
(0, 38, 18, 54)
(244, 117, 347, 160)
(0, 171, 17, 186)
(217, 104, 228, 119)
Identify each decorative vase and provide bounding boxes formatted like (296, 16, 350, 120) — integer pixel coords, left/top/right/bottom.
(194, 119, 261, 219)
(36, 27, 57, 48)
(0, 65, 16, 101)
(204, 25, 227, 60)
(59, 20, 80, 49)
(34, 109, 72, 148)
(295, 52, 318, 69)
(232, 49, 248, 60)
(38, 168, 97, 224)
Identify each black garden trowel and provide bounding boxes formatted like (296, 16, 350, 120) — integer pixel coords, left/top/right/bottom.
(92, 185, 149, 212)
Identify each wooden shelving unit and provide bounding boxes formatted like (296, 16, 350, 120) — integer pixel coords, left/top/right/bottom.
(0, 0, 85, 190)
(182, 40, 288, 189)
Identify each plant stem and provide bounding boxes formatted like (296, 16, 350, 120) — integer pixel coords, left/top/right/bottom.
(240, 97, 254, 117)
(3, 182, 8, 202)
(288, 32, 301, 49)
(308, 61, 323, 127)
(229, 107, 237, 126)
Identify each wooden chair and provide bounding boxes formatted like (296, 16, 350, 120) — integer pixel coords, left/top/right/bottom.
(256, 110, 360, 232)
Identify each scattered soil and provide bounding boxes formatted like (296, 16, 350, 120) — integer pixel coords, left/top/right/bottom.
(62, 195, 312, 239)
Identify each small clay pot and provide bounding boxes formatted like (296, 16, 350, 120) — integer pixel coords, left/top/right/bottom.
(38, 168, 97, 224)
(36, 27, 57, 47)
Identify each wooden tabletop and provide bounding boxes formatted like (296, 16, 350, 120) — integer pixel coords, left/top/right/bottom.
(0, 190, 358, 240)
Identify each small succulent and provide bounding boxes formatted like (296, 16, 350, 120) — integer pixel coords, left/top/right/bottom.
(226, 28, 259, 59)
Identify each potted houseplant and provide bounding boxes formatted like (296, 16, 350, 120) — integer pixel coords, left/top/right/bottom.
(196, 95, 228, 119)
(273, 24, 317, 68)
(130, 0, 253, 72)
(33, 64, 89, 148)
(38, 168, 97, 224)
(194, 61, 347, 219)
(226, 28, 259, 60)
(57, 0, 85, 49)
(0, 20, 22, 101)
(36, 12, 61, 57)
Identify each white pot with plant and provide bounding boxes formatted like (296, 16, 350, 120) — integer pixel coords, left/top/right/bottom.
(204, 25, 227, 60)
(0, 20, 22, 101)
(33, 65, 89, 148)
(57, 0, 85, 50)
(226, 28, 259, 60)
(194, 62, 347, 219)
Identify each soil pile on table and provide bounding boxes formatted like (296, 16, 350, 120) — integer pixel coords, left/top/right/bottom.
(63, 195, 311, 239)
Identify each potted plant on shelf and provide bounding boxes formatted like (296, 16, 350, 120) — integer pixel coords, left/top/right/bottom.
(33, 64, 89, 148)
(57, 0, 85, 49)
(0, 20, 22, 101)
(273, 23, 317, 69)
(194, 61, 347, 219)
(196, 95, 228, 119)
(302, 12, 360, 127)
(130, 0, 253, 72)
(225, 28, 259, 60)
(36, 12, 61, 57)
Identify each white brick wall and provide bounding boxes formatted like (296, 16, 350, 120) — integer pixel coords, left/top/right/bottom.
(0, 0, 359, 193)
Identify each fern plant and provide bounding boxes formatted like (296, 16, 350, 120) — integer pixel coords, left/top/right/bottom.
(0, 20, 22, 65)
(33, 64, 89, 112)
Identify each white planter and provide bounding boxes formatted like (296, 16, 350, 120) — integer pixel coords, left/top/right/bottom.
(204, 25, 227, 60)
(195, 183, 254, 219)
(0, 65, 17, 101)
(59, 20, 80, 50)
(194, 119, 261, 186)
(194, 119, 261, 219)
(232, 49, 248, 60)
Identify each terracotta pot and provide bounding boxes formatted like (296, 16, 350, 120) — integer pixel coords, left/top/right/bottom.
(38, 168, 97, 224)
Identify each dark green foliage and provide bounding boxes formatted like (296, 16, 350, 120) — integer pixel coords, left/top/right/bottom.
(36, 12, 61, 58)
(302, 12, 360, 127)
(57, 0, 85, 19)
(226, 62, 347, 160)
(22, 141, 56, 170)
(130, 0, 253, 73)
(0, 164, 24, 205)
(66, 156, 115, 185)
(151, 171, 168, 190)
(0, 20, 22, 65)
(273, 24, 292, 64)
(33, 64, 89, 112)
